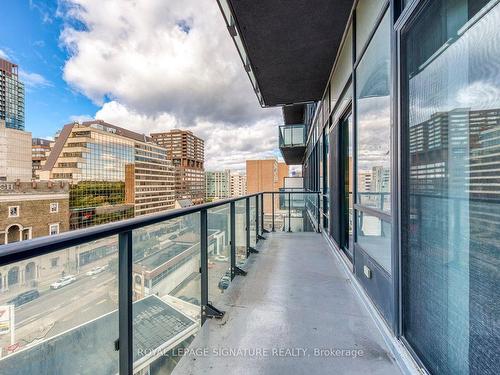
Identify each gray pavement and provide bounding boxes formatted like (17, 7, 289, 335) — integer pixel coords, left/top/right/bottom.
(173, 232, 403, 375)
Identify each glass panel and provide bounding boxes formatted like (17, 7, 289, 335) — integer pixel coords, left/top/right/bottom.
(132, 213, 200, 374)
(356, 10, 391, 213)
(262, 193, 274, 232)
(323, 128, 330, 230)
(277, 192, 288, 232)
(341, 114, 354, 257)
(0, 236, 119, 373)
(356, 212, 391, 273)
(249, 197, 257, 247)
(235, 200, 247, 266)
(403, 1, 500, 374)
(331, 24, 353, 110)
(207, 205, 231, 305)
(356, 0, 386, 58)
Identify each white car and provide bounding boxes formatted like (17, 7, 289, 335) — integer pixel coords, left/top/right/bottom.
(86, 265, 108, 276)
(50, 275, 77, 289)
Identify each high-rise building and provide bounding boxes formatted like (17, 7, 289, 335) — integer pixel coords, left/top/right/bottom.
(40, 120, 175, 229)
(246, 159, 288, 213)
(205, 170, 231, 201)
(151, 129, 205, 204)
(32, 138, 52, 179)
(0, 119, 32, 182)
(230, 173, 247, 197)
(0, 57, 25, 130)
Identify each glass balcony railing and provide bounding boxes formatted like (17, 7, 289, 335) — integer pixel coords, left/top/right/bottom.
(0, 191, 320, 375)
(279, 124, 306, 148)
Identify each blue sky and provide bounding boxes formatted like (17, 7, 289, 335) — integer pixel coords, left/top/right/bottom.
(0, 0, 98, 138)
(0, 0, 282, 170)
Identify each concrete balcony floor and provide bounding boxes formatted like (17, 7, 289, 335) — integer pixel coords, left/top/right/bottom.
(173, 232, 403, 375)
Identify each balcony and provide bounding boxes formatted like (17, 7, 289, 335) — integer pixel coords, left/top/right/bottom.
(0, 192, 405, 374)
(279, 124, 307, 165)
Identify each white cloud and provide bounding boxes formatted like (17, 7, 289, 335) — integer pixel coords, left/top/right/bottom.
(19, 69, 52, 88)
(59, 0, 283, 170)
(0, 49, 9, 59)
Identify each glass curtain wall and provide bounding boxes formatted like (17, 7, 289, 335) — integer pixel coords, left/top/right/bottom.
(402, 1, 500, 374)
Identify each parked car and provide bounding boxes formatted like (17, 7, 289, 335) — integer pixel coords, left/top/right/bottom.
(218, 276, 230, 290)
(8, 289, 40, 307)
(50, 275, 76, 289)
(86, 265, 108, 276)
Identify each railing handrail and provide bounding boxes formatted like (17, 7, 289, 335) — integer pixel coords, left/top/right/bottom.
(0, 191, 319, 267)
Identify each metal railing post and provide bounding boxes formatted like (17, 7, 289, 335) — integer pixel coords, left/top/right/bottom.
(118, 231, 133, 375)
(246, 197, 250, 256)
(230, 202, 236, 279)
(255, 195, 259, 241)
(271, 192, 275, 232)
(200, 208, 209, 324)
(317, 192, 321, 233)
(288, 192, 292, 232)
(260, 193, 265, 234)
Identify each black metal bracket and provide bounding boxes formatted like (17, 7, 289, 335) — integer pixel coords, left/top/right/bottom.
(257, 234, 266, 240)
(234, 266, 247, 276)
(204, 303, 225, 319)
(248, 247, 259, 254)
(262, 228, 270, 234)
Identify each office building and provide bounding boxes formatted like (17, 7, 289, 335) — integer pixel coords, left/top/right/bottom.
(230, 173, 247, 197)
(32, 138, 52, 179)
(151, 129, 205, 204)
(0, 57, 25, 130)
(0, 119, 32, 182)
(205, 170, 231, 201)
(40, 120, 175, 228)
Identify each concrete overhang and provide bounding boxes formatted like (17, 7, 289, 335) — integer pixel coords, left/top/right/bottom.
(218, 0, 354, 107)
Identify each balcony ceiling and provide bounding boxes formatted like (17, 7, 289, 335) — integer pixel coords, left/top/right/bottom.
(228, 0, 354, 106)
(282, 104, 305, 124)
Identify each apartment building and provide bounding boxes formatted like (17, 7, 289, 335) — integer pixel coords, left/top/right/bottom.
(40, 120, 175, 228)
(205, 170, 231, 201)
(230, 173, 247, 197)
(246, 159, 288, 213)
(0, 57, 25, 130)
(32, 138, 52, 179)
(151, 129, 205, 204)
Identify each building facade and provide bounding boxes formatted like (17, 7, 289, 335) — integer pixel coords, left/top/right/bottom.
(0, 119, 32, 182)
(205, 170, 231, 201)
(40, 120, 175, 229)
(151, 130, 205, 204)
(0, 58, 25, 131)
(230, 173, 247, 197)
(0, 181, 69, 245)
(221, 0, 500, 373)
(32, 137, 52, 179)
(246, 159, 288, 213)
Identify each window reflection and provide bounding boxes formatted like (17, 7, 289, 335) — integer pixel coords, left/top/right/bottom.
(356, 11, 391, 213)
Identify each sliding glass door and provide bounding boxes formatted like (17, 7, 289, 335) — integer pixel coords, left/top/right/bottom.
(402, 1, 500, 374)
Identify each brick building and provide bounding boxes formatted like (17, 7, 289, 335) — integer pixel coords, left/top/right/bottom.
(0, 181, 69, 245)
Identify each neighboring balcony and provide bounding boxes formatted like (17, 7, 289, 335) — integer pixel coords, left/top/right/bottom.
(0, 191, 403, 375)
(279, 124, 306, 165)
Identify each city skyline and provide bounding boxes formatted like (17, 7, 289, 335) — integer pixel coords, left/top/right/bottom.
(0, 0, 283, 171)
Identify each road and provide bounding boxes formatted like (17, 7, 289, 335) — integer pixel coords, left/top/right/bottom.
(0, 270, 117, 354)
